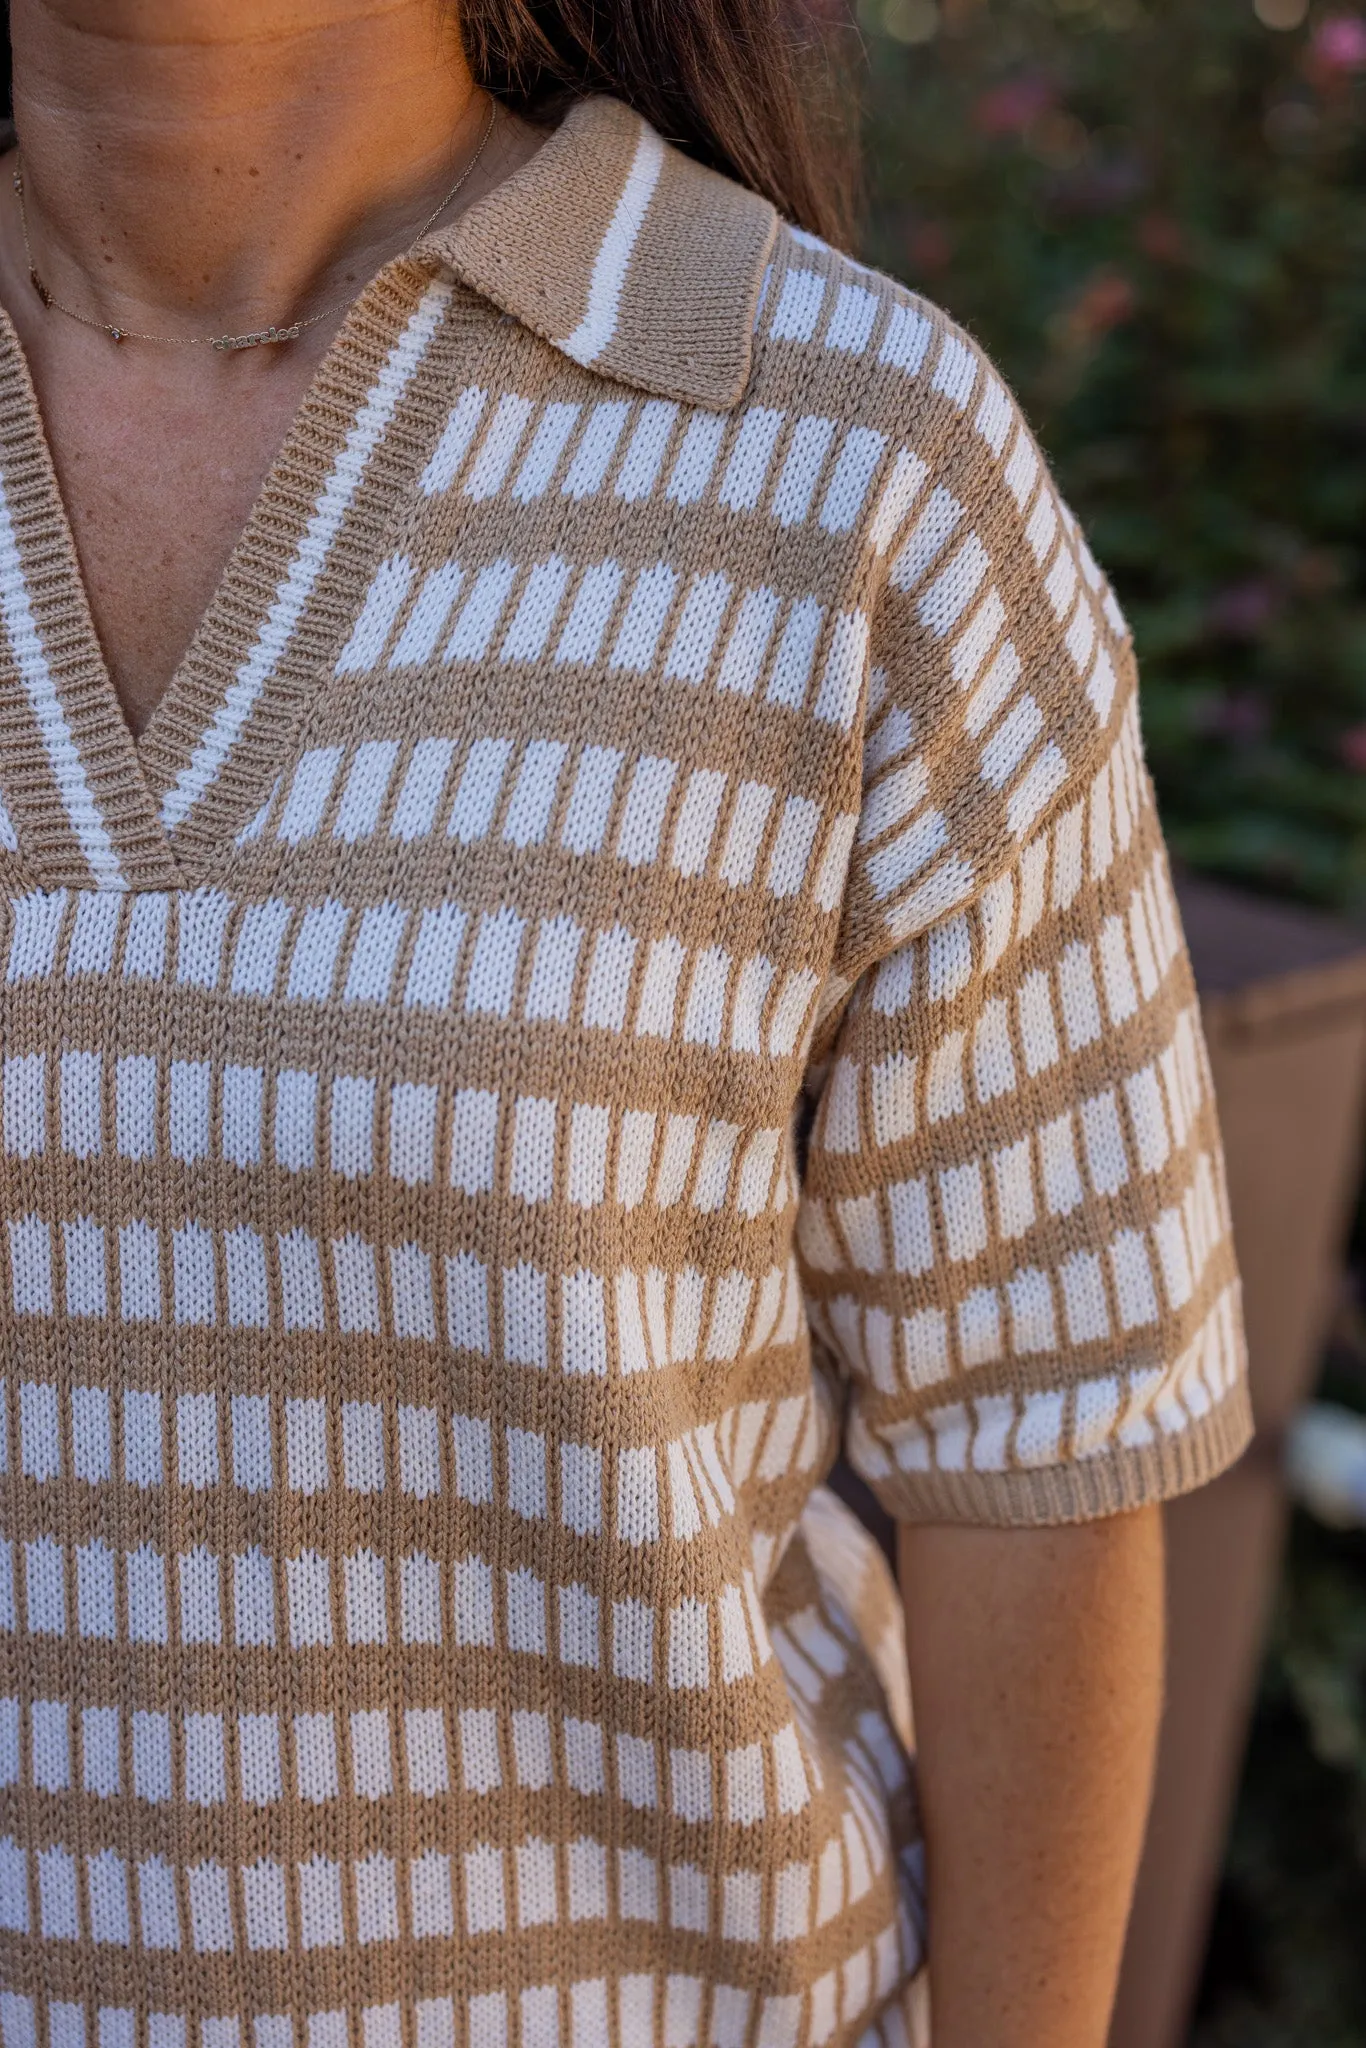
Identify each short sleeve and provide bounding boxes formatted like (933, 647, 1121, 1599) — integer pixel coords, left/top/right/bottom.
(800, 341, 1253, 1525)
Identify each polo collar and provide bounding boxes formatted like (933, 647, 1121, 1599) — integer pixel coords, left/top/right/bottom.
(419, 96, 779, 411)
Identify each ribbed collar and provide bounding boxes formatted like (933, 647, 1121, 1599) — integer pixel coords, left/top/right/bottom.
(419, 96, 780, 411)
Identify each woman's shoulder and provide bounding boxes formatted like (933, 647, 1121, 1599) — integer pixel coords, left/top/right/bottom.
(670, 183, 1116, 670)
(446, 95, 1037, 503)
(757, 218, 972, 386)
(749, 217, 1038, 517)
(744, 221, 1142, 972)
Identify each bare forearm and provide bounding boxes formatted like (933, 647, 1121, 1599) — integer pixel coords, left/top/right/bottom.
(899, 1506, 1164, 2048)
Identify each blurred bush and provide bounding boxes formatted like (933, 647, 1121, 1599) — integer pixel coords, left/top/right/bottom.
(857, 0, 1366, 908)
(854, 5, 1366, 2035)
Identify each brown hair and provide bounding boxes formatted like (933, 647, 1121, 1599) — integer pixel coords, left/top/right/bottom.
(459, 1, 860, 249)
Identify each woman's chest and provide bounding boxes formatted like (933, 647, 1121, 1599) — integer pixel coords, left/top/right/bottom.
(0, 322, 887, 1317)
(0, 685, 848, 1339)
(10, 314, 328, 738)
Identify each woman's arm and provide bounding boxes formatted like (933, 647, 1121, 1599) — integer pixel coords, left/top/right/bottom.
(899, 1505, 1164, 2048)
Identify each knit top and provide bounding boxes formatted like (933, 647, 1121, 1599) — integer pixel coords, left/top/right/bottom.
(0, 96, 1250, 2048)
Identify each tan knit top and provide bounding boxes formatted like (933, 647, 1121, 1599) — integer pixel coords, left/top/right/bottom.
(0, 96, 1250, 2048)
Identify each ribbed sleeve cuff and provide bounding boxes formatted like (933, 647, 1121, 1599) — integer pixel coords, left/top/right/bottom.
(854, 1378, 1254, 1529)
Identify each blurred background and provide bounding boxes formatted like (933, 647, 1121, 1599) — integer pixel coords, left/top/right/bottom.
(843, 1, 1366, 2040)
(1, 0, 1363, 2037)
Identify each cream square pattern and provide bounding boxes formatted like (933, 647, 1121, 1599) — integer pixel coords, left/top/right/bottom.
(0, 94, 1243, 2048)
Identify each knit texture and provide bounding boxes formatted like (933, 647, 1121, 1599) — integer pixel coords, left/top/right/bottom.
(0, 95, 1249, 2048)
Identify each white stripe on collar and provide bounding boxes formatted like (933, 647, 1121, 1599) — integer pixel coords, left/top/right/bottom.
(559, 126, 666, 369)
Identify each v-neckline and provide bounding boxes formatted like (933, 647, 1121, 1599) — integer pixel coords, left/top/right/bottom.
(0, 252, 454, 890)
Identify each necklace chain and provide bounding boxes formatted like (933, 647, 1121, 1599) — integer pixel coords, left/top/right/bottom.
(11, 99, 496, 351)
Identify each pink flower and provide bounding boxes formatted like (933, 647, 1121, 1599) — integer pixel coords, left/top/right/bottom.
(1138, 213, 1185, 264)
(1198, 693, 1270, 744)
(1312, 14, 1366, 70)
(904, 219, 954, 274)
(973, 74, 1056, 137)
(1207, 579, 1278, 640)
(1338, 724, 1366, 772)
(1059, 269, 1137, 345)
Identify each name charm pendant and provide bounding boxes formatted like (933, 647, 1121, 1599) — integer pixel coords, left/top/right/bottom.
(12, 99, 496, 353)
(210, 324, 304, 352)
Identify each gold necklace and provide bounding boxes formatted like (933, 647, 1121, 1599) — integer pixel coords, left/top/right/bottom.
(11, 99, 496, 351)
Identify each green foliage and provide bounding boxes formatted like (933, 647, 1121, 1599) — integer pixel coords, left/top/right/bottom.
(856, 8, 1366, 2031)
(858, 0, 1366, 907)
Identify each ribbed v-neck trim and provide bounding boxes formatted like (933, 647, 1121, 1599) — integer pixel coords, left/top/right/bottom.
(0, 97, 785, 892)
(0, 262, 453, 887)
(0, 313, 178, 890)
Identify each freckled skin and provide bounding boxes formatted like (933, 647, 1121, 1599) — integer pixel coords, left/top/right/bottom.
(0, 281, 320, 734)
(13, 347, 321, 735)
(0, 0, 542, 739)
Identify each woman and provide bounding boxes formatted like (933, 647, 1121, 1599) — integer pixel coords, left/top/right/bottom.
(0, 4, 1250, 2045)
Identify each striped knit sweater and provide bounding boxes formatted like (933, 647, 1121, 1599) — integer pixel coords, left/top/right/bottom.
(0, 94, 1249, 2048)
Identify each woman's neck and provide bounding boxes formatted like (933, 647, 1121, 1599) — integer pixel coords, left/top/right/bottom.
(7, 0, 500, 342)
